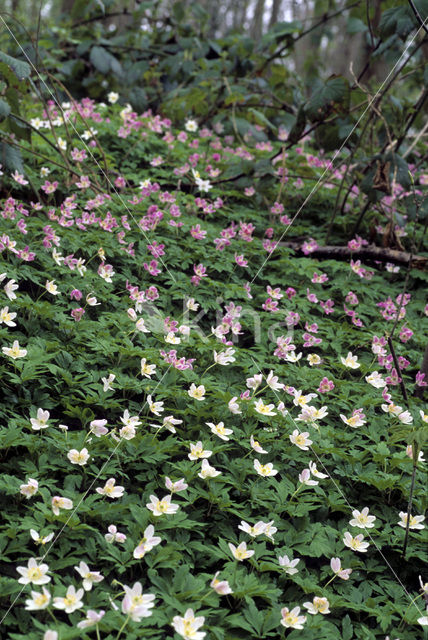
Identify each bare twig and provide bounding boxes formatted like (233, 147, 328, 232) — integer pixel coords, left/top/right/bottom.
(260, 0, 362, 70)
(278, 240, 427, 268)
(407, 0, 428, 36)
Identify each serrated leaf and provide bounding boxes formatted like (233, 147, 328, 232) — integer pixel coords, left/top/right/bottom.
(379, 6, 416, 38)
(305, 76, 348, 120)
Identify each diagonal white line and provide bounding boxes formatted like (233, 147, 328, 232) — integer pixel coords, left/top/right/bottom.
(250, 19, 428, 285)
(0, 15, 177, 283)
(0, 362, 174, 625)
(248, 356, 424, 617)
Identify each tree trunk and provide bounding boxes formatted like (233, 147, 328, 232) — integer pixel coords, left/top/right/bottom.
(251, 0, 265, 40)
(269, 0, 282, 28)
(61, 0, 75, 13)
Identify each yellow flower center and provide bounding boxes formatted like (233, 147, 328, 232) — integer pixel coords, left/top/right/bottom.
(28, 567, 43, 581)
(34, 593, 49, 607)
(284, 613, 298, 625)
(64, 594, 77, 606)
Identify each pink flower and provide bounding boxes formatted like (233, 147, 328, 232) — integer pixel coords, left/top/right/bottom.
(302, 333, 322, 347)
(190, 224, 207, 239)
(348, 235, 366, 251)
(306, 289, 318, 303)
(262, 239, 278, 253)
(147, 241, 165, 257)
(305, 322, 318, 333)
(285, 287, 296, 299)
(146, 286, 159, 301)
(41, 180, 58, 194)
(301, 238, 318, 255)
(330, 557, 352, 580)
(267, 285, 283, 299)
(70, 289, 82, 300)
(385, 368, 401, 386)
(114, 176, 126, 188)
(345, 291, 359, 305)
(372, 335, 387, 356)
(270, 202, 284, 214)
(71, 307, 85, 322)
(320, 299, 335, 314)
(416, 371, 427, 387)
(262, 297, 279, 312)
(399, 326, 413, 343)
(235, 253, 248, 267)
(210, 571, 233, 595)
(165, 477, 188, 493)
(194, 263, 207, 278)
(143, 260, 161, 276)
(312, 272, 328, 283)
(318, 377, 334, 393)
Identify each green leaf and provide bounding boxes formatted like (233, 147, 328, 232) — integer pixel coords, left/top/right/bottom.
(384, 152, 411, 189)
(347, 17, 368, 33)
(0, 141, 23, 172)
(129, 87, 147, 113)
(305, 76, 348, 120)
(342, 614, 354, 640)
(242, 600, 263, 634)
(0, 97, 10, 121)
(89, 46, 122, 76)
(287, 105, 306, 144)
(379, 5, 417, 38)
(248, 107, 277, 131)
(0, 51, 31, 81)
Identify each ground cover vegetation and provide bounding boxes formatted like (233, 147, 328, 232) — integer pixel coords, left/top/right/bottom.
(0, 1, 427, 639)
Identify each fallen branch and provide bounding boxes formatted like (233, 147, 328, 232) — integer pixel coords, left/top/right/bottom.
(278, 241, 427, 269)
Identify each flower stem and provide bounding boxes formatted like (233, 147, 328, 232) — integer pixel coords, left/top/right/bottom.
(115, 614, 130, 640)
(323, 575, 336, 588)
(289, 484, 303, 502)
